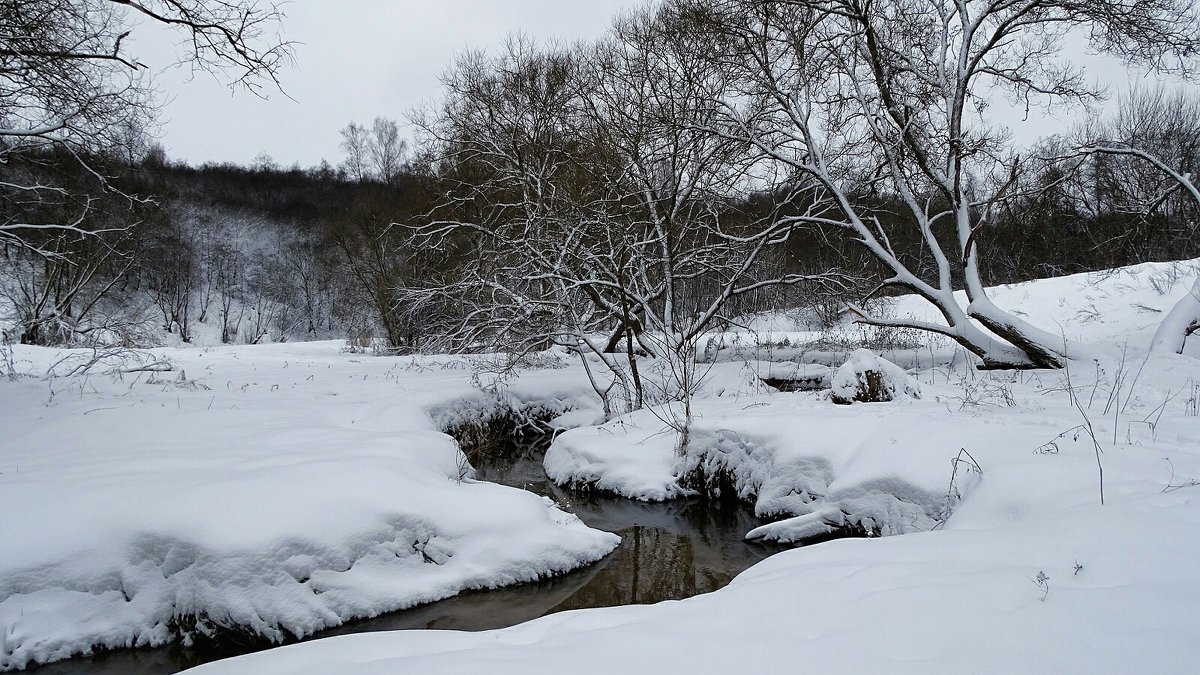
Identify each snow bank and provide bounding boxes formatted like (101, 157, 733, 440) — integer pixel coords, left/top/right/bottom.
(885, 259, 1200, 356)
(544, 369, 970, 541)
(425, 362, 603, 447)
(185, 489, 1200, 675)
(704, 258, 1200, 366)
(0, 343, 618, 669)
(543, 413, 682, 501)
(547, 260, 1200, 541)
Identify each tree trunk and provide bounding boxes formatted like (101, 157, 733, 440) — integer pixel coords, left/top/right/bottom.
(1151, 277, 1200, 355)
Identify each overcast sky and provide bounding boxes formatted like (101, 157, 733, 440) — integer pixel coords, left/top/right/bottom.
(136, 1, 1170, 169)
(133, 1, 642, 168)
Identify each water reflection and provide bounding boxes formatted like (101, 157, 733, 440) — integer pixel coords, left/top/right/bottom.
(34, 434, 784, 674)
(465, 434, 783, 611)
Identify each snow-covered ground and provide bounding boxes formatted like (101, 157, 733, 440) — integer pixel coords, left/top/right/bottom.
(0, 344, 618, 670)
(175, 259, 1200, 674)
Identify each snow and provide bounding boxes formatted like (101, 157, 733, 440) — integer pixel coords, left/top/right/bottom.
(184, 495, 1200, 675)
(703, 259, 1200, 365)
(175, 258, 1200, 674)
(543, 412, 681, 501)
(1151, 276, 1200, 354)
(544, 367, 990, 540)
(5, 259, 1200, 673)
(830, 348, 922, 403)
(0, 343, 618, 670)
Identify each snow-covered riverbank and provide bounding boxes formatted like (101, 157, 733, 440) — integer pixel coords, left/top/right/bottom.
(0, 345, 617, 669)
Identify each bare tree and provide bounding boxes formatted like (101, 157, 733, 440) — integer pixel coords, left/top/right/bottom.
(1069, 88, 1200, 256)
(0, 0, 291, 255)
(212, 240, 245, 344)
(412, 16, 847, 432)
(582, 4, 849, 446)
(370, 117, 407, 185)
(338, 117, 407, 185)
(143, 223, 199, 341)
(1, 222, 139, 345)
(697, 0, 1200, 369)
(282, 240, 325, 335)
(331, 189, 428, 351)
(339, 122, 372, 182)
(411, 36, 648, 408)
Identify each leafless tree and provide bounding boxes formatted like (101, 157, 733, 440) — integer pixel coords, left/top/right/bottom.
(281, 240, 325, 336)
(331, 190, 428, 351)
(339, 122, 372, 182)
(582, 4, 849, 445)
(1071, 88, 1200, 247)
(339, 117, 408, 185)
(370, 117, 407, 186)
(410, 36, 647, 408)
(143, 223, 199, 341)
(697, 0, 1200, 369)
(0, 0, 291, 255)
(212, 239, 245, 343)
(0, 221, 139, 345)
(412, 14, 847, 433)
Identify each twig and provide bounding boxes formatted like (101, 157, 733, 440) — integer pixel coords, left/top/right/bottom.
(1162, 458, 1200, 493)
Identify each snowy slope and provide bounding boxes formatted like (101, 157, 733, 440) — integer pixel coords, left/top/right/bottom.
(705, 259, 1200, 365)
(183, 259, 1200, 674)
(0, 343, 618, 669)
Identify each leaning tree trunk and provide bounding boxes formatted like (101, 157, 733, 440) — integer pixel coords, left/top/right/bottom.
(1150, 276, 1200, 355)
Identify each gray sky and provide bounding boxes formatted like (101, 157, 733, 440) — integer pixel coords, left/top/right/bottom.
(137, 1, 643, 168)
(137, 1, 1171, 169)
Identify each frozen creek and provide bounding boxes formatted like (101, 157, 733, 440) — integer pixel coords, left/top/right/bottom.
(29, 433, 790, 675)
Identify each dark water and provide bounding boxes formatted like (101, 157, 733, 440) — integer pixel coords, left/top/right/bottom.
(30, 436, 785, 674)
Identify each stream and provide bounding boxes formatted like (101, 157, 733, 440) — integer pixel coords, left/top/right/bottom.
(30, 435, 788, 674)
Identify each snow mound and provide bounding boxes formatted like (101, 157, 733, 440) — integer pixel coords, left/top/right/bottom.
(1, 507, 612, 670)
(830, 349, 921, 404)
(544, 416, 682, 501)
(544, 374, 957, 542)
(0, 343, 618, 670)
(675, 427, 945, 542)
